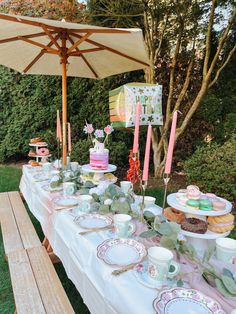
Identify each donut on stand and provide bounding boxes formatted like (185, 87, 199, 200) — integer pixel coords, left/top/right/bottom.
(167, 191, 233, 255)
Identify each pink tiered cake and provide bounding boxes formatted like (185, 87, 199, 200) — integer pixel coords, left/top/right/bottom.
(89, 148, 109, 170)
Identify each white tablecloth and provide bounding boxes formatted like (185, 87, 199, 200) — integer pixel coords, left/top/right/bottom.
(20, 165, 157, 314)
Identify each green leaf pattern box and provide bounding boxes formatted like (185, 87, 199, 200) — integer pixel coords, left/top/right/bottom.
(109, 83, 163, 128)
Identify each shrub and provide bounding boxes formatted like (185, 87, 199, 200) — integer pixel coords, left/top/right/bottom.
(183, 136, 236, 201)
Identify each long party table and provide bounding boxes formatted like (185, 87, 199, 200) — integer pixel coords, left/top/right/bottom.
(20, 165, 236, 314)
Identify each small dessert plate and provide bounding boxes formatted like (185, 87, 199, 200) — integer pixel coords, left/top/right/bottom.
(153, 287, 225, 314)
(97, 238, 147, 267)
(74, 213, 113, 229)
(53, 196, 78, 207)
(33, 173, 50, 182)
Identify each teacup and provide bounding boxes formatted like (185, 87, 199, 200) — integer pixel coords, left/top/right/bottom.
(113, 214, 134, 237)
(216, 238, 236, 263)
(70, 161, 79, 172)
(144, 196, 156, 207)
(77, 195, 93, 213)
(147, 247, 179, 284)
(63, 182, 76, 196)
(120, 181, 133, 194)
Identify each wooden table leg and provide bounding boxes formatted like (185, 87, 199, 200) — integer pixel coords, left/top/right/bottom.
(42, 237, 60, 264)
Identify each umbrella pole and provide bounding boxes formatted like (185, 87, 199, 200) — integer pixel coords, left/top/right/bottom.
(62, 59, 67, 166)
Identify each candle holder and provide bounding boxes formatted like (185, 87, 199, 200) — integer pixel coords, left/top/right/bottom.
(162, 173, 170, 211)
(140, 180, 147, 223)
(127, 150, 142, 191)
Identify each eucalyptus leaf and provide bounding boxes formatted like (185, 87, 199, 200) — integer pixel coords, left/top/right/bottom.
(160, 236, 176, 250)
(110, 200, 121, 212)
(144, 211, 155, 219)
(157, 222, 173, 236)
(169, 222, 181, 234)
(98, 204, 110, 214)
(84, 181, 95, 188)
(139, 230, 157, 238)
(78, 188, 89, 195)
(222, 268, 234, 279)
(91, 193, 100, 202)
(202, 245, 215, 263)
(221, 275, 236, 295)
(215, 278, 235, 297)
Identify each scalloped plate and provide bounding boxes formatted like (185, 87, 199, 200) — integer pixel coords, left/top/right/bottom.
(153, 287, 226, 314)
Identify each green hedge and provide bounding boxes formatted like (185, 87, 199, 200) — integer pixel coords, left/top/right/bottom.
(183, 136, 236, 201)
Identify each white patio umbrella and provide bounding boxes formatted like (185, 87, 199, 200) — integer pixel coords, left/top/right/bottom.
(0, 13, 150, 164)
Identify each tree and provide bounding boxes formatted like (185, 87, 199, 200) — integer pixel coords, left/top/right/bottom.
(88, 0, 236, 176)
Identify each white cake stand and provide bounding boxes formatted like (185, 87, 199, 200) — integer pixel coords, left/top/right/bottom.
(167, 193, 233, 255)
(28, 143, 51, 162)
(81, 164, 117, 182)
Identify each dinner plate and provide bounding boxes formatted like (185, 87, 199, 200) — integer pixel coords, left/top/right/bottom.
(74, 213, 113, 229)
(97, 238, 147, 267)
(153, 288, 226, 314)
(33, 173, 50, 182)
(133, 261, 189, 290)
(41, 183, 63, 192)
(53, 196, 78, 207)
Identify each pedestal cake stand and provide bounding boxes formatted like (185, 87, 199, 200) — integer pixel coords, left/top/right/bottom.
(81, 164, 117, 183)
(167, 193, 232, 254)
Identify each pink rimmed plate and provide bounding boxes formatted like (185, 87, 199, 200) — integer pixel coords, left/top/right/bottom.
(53, 195, 78, 208)
(74, 214, 113, 229)
(153, 287, 226, 314)
(97, 238, 147, 267)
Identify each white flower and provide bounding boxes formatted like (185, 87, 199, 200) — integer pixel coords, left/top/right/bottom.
(104, 199, 113, 205)
(94, 129, 104, 138)
(177, 232, 186, 242)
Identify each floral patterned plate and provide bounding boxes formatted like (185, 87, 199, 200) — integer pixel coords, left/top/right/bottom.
(33, 173, 50, 182)
(97, 238, 147, 267)
(53, 196, 78, 207)
(153, 287, 226, 314)
(74, 214, 113, 229)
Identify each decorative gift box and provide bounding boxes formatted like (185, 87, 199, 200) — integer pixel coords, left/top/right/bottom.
(109, 82, 163, 128)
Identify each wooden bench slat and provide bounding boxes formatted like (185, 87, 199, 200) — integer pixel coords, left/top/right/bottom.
(0, 192, 23, 254)
(27, 246, 75, 314)
(8, 249, 46, 314)
(8, 192, 41, 249)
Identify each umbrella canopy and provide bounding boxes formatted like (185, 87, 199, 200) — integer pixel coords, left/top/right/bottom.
(0, 13, 150, 164)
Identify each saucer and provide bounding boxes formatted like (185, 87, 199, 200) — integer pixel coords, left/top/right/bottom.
(133, 261, 188, 290)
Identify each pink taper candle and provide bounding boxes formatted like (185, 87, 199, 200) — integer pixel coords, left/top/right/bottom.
(68, 122, 71, 153)
(56, 110, 62, 143)
(142, 124, 152, 182)
(164, 111, 178, 174)
(133, 103, 141, 153)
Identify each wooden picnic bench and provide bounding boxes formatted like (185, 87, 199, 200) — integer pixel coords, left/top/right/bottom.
(0, 191, 75, 314)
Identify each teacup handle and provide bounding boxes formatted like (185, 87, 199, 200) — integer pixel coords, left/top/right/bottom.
(127, 223, 135, 236)
(167, 261, 180, 279)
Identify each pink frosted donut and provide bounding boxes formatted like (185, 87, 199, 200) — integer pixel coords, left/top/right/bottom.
(37, 148, 49, 156)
